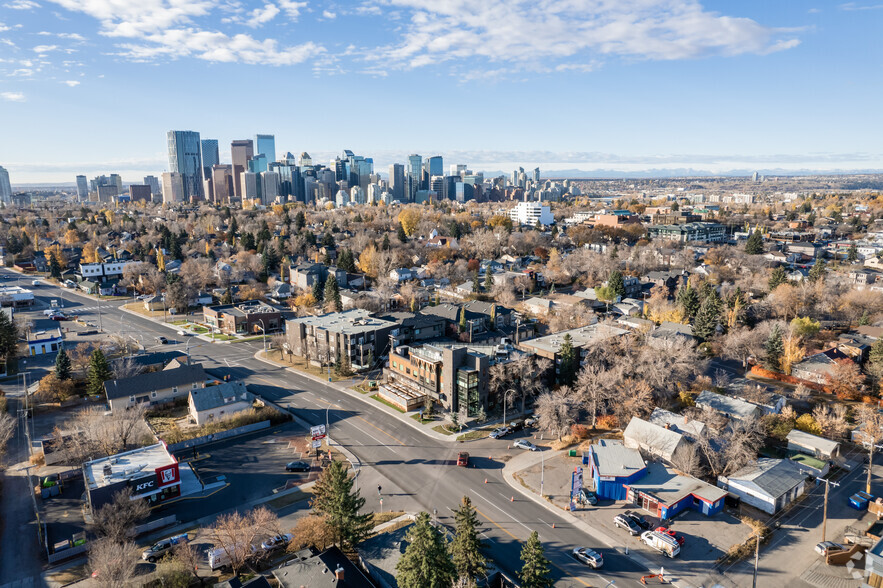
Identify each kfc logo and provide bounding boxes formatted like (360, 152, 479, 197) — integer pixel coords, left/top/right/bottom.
(156, 464, 179, 486)
(160, 468, 176, 484)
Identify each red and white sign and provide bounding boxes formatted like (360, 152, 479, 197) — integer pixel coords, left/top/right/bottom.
(155, 463, 180, 487)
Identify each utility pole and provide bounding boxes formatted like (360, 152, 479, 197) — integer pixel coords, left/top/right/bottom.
(816, 476, 839, 543)
(752, 531, 760, 588)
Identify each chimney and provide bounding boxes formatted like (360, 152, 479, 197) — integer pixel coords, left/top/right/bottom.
(335, 565, 345, 580)
(664, 423, 671, 429)
(683, 416, 688, 424)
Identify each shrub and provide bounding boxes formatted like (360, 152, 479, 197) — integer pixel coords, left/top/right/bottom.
(678, 390, 696, 408)
(159, 406, 289, 444)
(571, 424, 590, 440)
(595, 415, 619, 429)
(551, 434, 578, 450)
(29, 452, 45, 466)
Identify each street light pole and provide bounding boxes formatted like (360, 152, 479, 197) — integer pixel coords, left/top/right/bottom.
(503, 388, 516, 427)
(540, 447, 545, 499)
(752, 531, 760, 588)
(257, 319, 267, 353)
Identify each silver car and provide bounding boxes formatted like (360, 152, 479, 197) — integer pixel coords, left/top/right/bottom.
(572, 547, 603, 568)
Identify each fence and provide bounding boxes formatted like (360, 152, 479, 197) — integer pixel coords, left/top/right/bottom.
(134, 514, 177, 536)
(47, 543, 88, 564)
(166, 420, 271, 452)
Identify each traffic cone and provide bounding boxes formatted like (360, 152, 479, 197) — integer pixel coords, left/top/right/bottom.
(510, 496, 514, 502)
(551, 522, 556, 529)
(484, 478, 488, 484)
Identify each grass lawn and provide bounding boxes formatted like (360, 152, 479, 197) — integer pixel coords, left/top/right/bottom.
(191, 325, 208, 333)
(432, 424, 455, 436)
(207, 334, 237, 341)
(265, 488, 312, 511)
(233, 335, 265, 343)
(264, 350, 350, 382)
(409, 413, 437, 425)
(371, 394, 405, 413)
(456, 428, 491, 442)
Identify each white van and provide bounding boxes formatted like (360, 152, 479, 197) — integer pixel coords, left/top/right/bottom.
(641, 530, 680, 558)
(207, 544, 256, 571)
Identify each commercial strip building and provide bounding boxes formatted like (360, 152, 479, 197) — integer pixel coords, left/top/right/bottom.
(647, 222, 727, 243)
(83, 443, 183, 510)
(0, 285, 35, 307)
(203, 300, 283, 336)
(286, 309, 398, 370)
(28, 328, 64, 356)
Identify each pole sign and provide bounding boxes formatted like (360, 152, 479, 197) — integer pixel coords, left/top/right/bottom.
(311, 440, 322, 449)
(570, 466, 583, 511)
(310, 424, 326, 440)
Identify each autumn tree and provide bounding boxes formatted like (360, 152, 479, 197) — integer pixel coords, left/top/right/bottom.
(288, 514, 334, 552)
(858, 404, 883, 493)
(827, 360, 865, 400)
(34, 373, 76, 403)
(207, 507, 279, 577)
(398, 209, 421, 237)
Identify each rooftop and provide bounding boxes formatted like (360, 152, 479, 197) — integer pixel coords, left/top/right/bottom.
(723, 458, 807, 499)
(209, 300, 280, 317)
(287, 309, 397, 335)
(786, 429, 840, 455)
(84, 443, 176, 490)
(519, 323, 628, 354)
(623, 416, 687, 461)
(590, 439, 646, 478)
(648, 408, 706, 438)
(104, 363, 207, 400)
(273, 545, 373, 588)
(695, 390, 761, 421)
(189, 381, 252, 413)
(628, 461, 727, 506)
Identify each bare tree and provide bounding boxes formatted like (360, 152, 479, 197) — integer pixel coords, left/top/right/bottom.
(72, 404, 150, 457)
(88, 538, 139, 588)
(111, 357, 144, 380)
(575, 362, 617, 428)
(670, 441, 702, 477)
(719, 325, 768, 369)
(856, 404, 883, 494)
(812, 404, 850, 439)
(535, 386, 576, 440)
(721, 420, 765, 476)
(207, 507, 280, 576)
(0, 412, 15, 462)
(92, 488, 151, 543)
(171, 541, 204, 586)
(288, 514, 334, 552)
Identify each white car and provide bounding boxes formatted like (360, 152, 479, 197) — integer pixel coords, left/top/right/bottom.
(260, 533, 293, 551)
(513, 439, 538, 451)
(815, 541, 844, 556)
(572, 547, 603, 568)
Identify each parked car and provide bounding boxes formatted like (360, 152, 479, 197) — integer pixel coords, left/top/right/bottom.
(489, 426, 511, 439)
(31, 280, 40, 286)
(43, 309, 57, 316)
(260, 533, 293, 552)
(571, 547, 603, 568)
(142, 533, 189, 562)
(578, 489, 598, 506)
(624, 512, 652, 530)
(49, 313, 66, 321)
(508, 419, 525, 432)
(513, 439, 538, 451)
(285, 461, 311, 472)
(156, 336, 168, 345)
(815, 541, 845, 556)
(524, 417, 538, 427)
(641, 530, 680, 558)
(655, 526, 685, 546)
(457, 452, 469, 467)
(613, 514, 641, 536)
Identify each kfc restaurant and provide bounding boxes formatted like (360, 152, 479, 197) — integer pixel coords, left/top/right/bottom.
(83, 443, 182, 510)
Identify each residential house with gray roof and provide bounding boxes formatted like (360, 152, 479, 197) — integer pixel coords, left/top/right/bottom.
(104, 363, 208, 413)
(717, 458, 808, 514)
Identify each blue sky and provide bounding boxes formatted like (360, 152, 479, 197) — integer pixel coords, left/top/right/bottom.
(0, 0, 881, 183)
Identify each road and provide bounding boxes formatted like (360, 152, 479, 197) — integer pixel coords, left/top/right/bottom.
(1, 271, 649, 588)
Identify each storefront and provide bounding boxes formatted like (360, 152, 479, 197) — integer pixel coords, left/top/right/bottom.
(83, 443, 182, 511)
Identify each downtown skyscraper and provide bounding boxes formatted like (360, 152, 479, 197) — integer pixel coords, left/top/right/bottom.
(167, 130, 204, 201)
(201, 139, 219, 180)
(231, 139, 254, 199)
(255, 134, 276, 164)
(0, 166, 11, 204)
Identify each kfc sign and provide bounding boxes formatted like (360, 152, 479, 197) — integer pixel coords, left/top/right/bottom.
(155, 463, 179, 487)
(134, 478, 156, 492)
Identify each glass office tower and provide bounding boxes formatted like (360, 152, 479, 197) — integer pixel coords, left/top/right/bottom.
(167, 130, 204, 201)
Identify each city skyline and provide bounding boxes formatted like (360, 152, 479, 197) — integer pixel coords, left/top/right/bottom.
(1, 1, 882, 182)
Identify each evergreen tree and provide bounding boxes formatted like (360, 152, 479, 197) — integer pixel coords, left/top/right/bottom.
(459, 307, 467, 333)
(847, 244, 859, 263)
(310, 460, 373, 550)
(607, 270, 626, 299)
(692, 296, 719, 342)
(396, 511, 456, 588)
(484, 270, 494, 292)
(49, 254, 62, 279)
(808, 258, 826, 283)
(323, 232, 335, 248)
(768, 267, 787, 291)
(337, 249, 356, 272)
(860, 311, 871, 326)
(312, 279, 325, 303)
(324, 275, 342, 312)
(744, 229, 764, 254)
(869, 339, 883, 378)
(87, 349, 112, 396)
(472, 272, 481, 294)
(676, 284, 701, 319)
(0, 309, 18, 364)
(451, 496, 487, 583)
(557, 334, 577, 386)
(381, 233, 391, 251)
(519, 531, 553, 588)
(220, 288, 233, 304)
(240, 232, 256, 251)
(397, 222, 408, 242)
(55, 347, 72, 381)
(765, 324, 784, 372)
(294, 210, 306, 230)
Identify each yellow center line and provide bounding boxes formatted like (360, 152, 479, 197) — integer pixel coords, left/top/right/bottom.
(475, 507, 591, 587)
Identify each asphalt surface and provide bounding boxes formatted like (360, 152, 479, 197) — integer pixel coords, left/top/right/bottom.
(0, 271, 652, 588)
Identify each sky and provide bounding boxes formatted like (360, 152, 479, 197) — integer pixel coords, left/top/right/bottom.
(0, 0, 881, 183)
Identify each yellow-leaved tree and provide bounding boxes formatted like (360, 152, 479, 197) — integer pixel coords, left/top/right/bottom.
(398, 209, 421, 236)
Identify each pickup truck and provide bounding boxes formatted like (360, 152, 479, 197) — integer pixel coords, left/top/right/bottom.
(142, 533, 189, 562)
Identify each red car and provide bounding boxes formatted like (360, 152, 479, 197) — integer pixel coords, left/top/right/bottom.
(457, 452, 469, 467)
(655, 527, 685, 546)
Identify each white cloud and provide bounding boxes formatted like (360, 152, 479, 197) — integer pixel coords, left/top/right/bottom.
(0, 91, 25, 101)
(45, 0, 325, 65)
(370, 0, 800, 72)
(322, 10, 336, 19)
(33, 44, 60, 52)
(0, 22, 9, 32)
(37, 31, 87, 41)
(61, 79, 79, 86)
(840, 2, 883, 9)
(3, 0, 39, 8)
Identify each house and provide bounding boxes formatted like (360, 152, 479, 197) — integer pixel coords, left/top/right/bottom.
(643, 270, 688, 293)
(522, 297, 553, 316)
(649, 321, 694, 343)
(717, 458, 808, 515)
(273, 545, 373, 588)
(188, 381, 254, 426)
(518, 324, 629, 367)
(837, 332, 875, 364)
(584, 440, 646, 500)
(289, 263, 347, 290)
(786, 429, 841, 460)
(104, 362, 208, 412)
(425, 235, 459, 249)
(390, 268, 415, 282)
(190, 291, 214, 306)
(78, 261, 135, 283)
(623, 417, 692, 464)
(287, 309, 399, 370)
(625, 461, 726, 518)
(203, 300, 283, 336)
(268, 282, 291, 301)
(28, 328, 64, 356)
(647, 407, 706, 440)
(695, 390, 764, 422)
(376, 312, 446, 347)
(791, 348, 853, 385)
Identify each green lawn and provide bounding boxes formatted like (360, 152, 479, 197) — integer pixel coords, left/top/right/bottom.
(456, 428, 491, 442)
(191, 326, 208, 333)
(370, 394, 406, 413)
(233, 335, 266, 343)
(432, 424, 455, 436)
(409, 413, 436, 424)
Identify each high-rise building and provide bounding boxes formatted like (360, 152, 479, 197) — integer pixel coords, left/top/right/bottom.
(299, 152, 312, 167)
(130, 185, 151, 202)
(255, 134, 276, 164)
(201, 139, 219, 180)
(110, 173, 123, 193)
(407, 154, 422, 202)
(97, 184, 119, 203)
(231, 140, 254, 199)
(0, 166, 11, 203)
(143, 175, 160, 198)
(241, 171, 261, 201)
(76, 175, 88, 201)
(161, 172, 185, 204)
(167, 130, 204, 201)
(389, 163, 404, 202)
(211, 165, 234, 203)
(425, 156, 443, 182)
(533, 167, 541, 184)
(260, 171, 278, 205)
(249, 154, 268, 174)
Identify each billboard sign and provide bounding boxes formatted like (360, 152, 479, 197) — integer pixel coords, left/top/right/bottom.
(310, 424, 326, 440)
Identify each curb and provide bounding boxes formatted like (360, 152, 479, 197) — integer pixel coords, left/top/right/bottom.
(252, 351, 461, 443)
(500, 451, 689, 587)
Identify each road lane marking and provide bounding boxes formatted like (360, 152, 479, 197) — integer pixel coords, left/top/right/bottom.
(474, 493, 532, 533)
